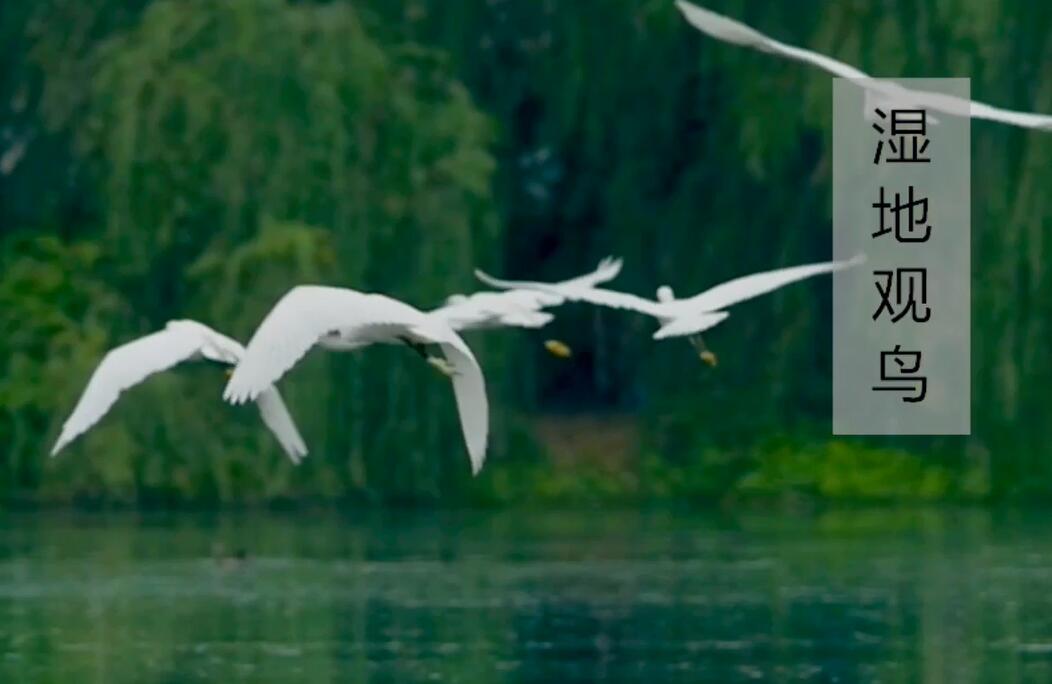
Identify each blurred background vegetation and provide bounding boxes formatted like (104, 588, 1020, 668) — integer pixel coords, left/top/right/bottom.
(1, 0, 1050, 507)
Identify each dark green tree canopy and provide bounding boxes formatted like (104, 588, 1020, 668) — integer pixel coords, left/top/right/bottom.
(1, 0, 1050, 504)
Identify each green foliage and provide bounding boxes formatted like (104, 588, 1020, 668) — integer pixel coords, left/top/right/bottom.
(0, 235, 123, 500)
(395, 0, 1052, 501)
(4, 0, 502, 504)
(1, 0, 1051, 505)
(737, 439, 969, 502)
(469, 460, 640, 508)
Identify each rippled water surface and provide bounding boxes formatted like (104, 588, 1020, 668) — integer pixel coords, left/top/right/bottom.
(1, 508, 1051, 683)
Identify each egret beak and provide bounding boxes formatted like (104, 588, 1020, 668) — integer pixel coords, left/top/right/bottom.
(544, 339, 573, 358)
(699, 350, 718, 367)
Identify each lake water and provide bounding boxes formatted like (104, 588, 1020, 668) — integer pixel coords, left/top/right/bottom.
(1, 508, 1051, 683)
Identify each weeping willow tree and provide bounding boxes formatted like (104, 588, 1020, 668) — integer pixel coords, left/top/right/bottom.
(0, 236, 125, 503)
(3, 0, 1052, 504)
(384, 0, 1052, 498)
(4, 0, 504, 504)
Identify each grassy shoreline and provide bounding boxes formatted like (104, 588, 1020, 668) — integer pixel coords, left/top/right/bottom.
(1, 436, 1001, 509)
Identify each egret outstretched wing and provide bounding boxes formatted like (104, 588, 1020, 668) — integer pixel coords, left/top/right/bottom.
(678, 255, 863, 314)
(675, 1, 867, 79)
(498, 311, 554, 328)
(557, 256, 624, 289)
(472, 256, 622, 297)
(224, 286, 434, 404)
(437, 256, 625, 331)
(223, 285, 489, 473)
(255, 387, 309, 464)
(51, 320, 309, 463)
(960, 98, 1052, 130)
(675, 1, 1052, 130)
(51, 327, 204, 455)
(474, 271, 666, 318)
(437, 337, 489, 475)
(653, 312, 729, 340)
(431, 290, 555, 331)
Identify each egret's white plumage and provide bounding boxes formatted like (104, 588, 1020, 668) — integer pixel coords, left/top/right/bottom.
(675, 1, 1052, 131)
(51, 320, 308, 462)
(430, 257, 623, 332)
(222, 286, 489, 474)
(432, 290, 556, 331)
(476, 255, 863, 342)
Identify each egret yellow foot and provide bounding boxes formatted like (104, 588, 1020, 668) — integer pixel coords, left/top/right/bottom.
(699, 350, 718, 367)
(426, 356, 458, 377)
(544, 339, 573, 358)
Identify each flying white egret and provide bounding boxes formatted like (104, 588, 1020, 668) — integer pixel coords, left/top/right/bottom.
(675, 1, 1052, 131)
(51, 320, 308, 462)
(430, 256, 623, 357)
(222, 286, 489, 474)
(476, 255, 863, 365)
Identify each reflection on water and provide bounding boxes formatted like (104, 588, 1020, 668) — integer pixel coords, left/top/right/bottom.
(0, 508, 1051, 683)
